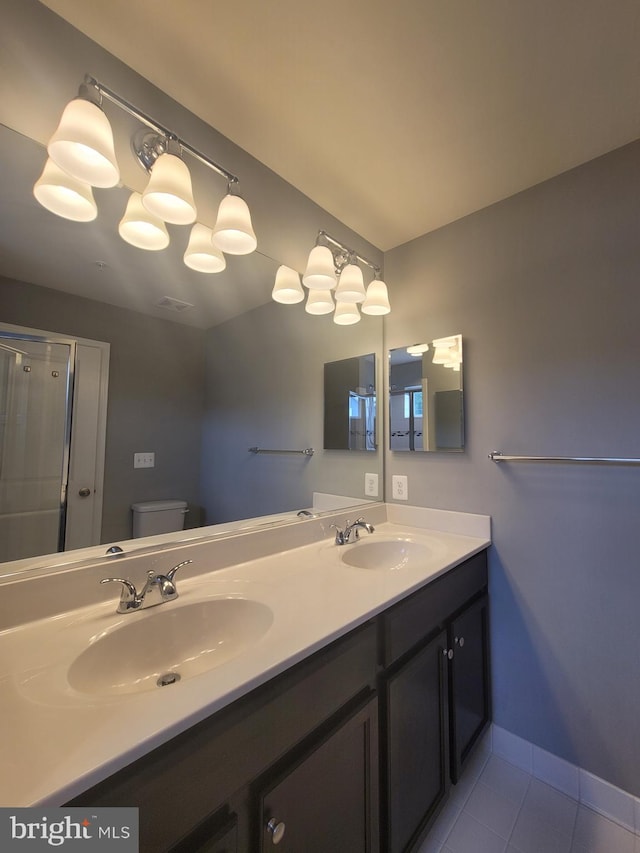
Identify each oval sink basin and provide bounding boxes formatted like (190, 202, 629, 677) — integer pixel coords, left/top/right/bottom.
(340, 538, 431, 571)
(68, 598, 273, 697)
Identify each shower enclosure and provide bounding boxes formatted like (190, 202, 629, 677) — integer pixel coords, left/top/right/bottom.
(0, 326, 109, 564)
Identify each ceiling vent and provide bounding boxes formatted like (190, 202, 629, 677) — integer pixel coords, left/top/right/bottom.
(155, 296, 194, 313)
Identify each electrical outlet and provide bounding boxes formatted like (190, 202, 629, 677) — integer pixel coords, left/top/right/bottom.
(392, 474, 408, 501)
(134, 452, 155, 469)
(364, 472, 379, 497)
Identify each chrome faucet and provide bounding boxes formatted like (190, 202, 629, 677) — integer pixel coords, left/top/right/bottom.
(331, 517, 375, 545)
(101, 560, 193, 613)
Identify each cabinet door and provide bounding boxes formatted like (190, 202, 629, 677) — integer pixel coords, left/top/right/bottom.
(257, 696, 378, 853)
(382, 629, 449, 853)
(449, 594, 490, 783)
(169, 812, 237, 853)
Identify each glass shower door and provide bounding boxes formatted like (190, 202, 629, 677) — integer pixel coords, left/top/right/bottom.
(0, 338, 73, 562)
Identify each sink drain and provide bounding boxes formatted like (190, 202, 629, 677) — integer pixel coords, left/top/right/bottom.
(157, 672, 181, 687)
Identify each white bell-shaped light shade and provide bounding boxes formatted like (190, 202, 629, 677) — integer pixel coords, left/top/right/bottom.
(302, 246, 337, 290)
(141, 152, 197, 225)
(272, 265, 304, 304)
(47, 98, 119, 188)
(118, 191, 169, 250)
(184, 223, 226, 272)
(33, 158, 97, 222)
(211, 194, 257, 255)
(335, 263, 366, 303)
(305, 289, 334, 315)
(432, 345, 454, 364)
(333, 302, 361, 325)
(362, 279, 391, 315)
(406, 343, 429, 356)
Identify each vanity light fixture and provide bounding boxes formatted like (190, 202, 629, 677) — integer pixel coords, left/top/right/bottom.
(278, 230, 390, 323)
(35, 75, 257, 269)
(46, 83, 119, 188)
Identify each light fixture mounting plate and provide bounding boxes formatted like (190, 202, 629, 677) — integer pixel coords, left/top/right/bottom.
(131, 129, 167, 173)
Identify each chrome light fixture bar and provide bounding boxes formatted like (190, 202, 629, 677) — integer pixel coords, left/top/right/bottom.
(272, 230, 391, 323)
(34, 75, 257, 266)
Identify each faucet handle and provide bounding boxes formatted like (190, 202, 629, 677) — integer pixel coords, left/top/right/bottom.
(330, 523, 346, 545)
(166, 559, 193, 582)
(100, 577, 139, 611)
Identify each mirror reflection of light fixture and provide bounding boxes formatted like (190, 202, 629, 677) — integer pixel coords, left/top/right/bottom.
(118, 191, 170, 250)
(406, 343, 429, 356)
(33, 157, 98, 222)
(183, 223, 226, 272)
(305, 289, 335, 315)
(279, 230, 390, 324)
(272, 265, 304, 304)
(47, 86, 119, 188)
(36, 75, 257, 268)
(432, 335, 462, 366)
(333, 302, 361, 325)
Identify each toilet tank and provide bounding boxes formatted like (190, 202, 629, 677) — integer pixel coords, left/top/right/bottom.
(131, 500, 188, 538)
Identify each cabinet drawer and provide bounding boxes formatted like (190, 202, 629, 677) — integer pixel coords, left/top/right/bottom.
(380, 550, 487, 667)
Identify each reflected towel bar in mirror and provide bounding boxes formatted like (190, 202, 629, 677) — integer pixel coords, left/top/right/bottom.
(489, 451, 640, 465)
(249, 447, 314, 456)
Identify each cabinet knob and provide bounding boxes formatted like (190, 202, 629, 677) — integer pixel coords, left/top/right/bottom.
(455, 636, 465, 648)
(266, 818, 286, 844)
(443, 648, 454, 660)
(78, 487, 91, 497)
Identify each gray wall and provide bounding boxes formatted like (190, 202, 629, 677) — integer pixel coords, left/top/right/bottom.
(384, 139, 640, 795)
(0, 276, 205, 542)
(201, 301, 383, 523)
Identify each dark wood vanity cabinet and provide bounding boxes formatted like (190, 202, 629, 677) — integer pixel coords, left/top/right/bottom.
(67, 549, 489, 853)
(378, 550, 489, 853)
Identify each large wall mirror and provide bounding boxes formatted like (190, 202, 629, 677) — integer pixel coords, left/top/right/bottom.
(0, 121, 384, 573)
(389, 335, 464, 452)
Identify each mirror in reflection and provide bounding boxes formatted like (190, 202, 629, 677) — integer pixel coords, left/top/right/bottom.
(0, 123, 384, 571)
(324, 354, 376, 451)
(389, 335, 464, 452)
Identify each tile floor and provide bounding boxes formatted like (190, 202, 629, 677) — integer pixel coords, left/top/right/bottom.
(418, 752, 640, 853)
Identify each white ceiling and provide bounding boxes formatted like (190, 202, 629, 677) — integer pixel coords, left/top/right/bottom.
(39, 0, 640, 252)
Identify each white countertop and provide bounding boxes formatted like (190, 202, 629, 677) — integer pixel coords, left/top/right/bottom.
(0, 505, 490, 807)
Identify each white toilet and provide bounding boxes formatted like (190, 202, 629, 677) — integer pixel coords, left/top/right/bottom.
(131, 500, 188, 538)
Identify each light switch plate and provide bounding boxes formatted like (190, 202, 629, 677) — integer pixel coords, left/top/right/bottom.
(364, 472, 379, 497)
(134, 452, 155, 469)
(392, 474, 408, 501)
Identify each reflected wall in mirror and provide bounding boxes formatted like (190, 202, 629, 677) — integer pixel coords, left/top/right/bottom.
(0, 120, 384, 572)
(389, 335, 464, 452)
(324, 354, 376, 451)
